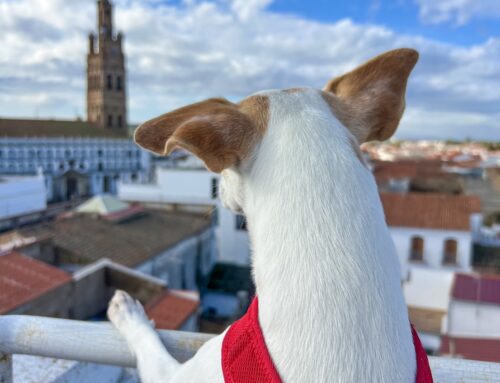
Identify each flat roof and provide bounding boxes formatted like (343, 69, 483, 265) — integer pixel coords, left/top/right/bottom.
(0, 118, 128, 138)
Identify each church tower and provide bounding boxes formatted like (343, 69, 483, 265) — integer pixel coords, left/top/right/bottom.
(87, 0, 127, 134)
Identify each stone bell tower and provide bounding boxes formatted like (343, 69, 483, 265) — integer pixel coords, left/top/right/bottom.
(87, 0, 127, 134)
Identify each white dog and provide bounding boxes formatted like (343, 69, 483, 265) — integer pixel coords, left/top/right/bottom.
(108, 48, 428, 383)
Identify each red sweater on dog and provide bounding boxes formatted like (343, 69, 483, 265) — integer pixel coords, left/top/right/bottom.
(222, 298, 433, 383)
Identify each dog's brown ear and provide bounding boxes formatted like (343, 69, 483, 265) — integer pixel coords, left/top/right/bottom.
(323, 48, 418, 142)
(134, 98, 257, 173)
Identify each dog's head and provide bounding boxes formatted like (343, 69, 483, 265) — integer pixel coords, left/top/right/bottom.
(134, 48, 418, 214)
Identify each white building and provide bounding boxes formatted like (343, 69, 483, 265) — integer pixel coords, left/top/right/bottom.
(380, 193, 482, 280)
(0, 119, 150, 202)
(444, 273, 500, 337)
(403, 267, 455, 353)
(0, 173, 46, 220)
(440, 273, 500, 362)
(118, 161, 251, 265)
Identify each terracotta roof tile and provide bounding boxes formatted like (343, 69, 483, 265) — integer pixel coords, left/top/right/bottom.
(372, 160, 445, 182)
(21, 209, 211, 267)
(146, 290, 199, 330)
(380, 192, 481, 231)
(0, 252, 71, 314)
(451, 273, 500, 305)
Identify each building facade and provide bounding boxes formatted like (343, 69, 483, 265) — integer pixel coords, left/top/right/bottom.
(0, 131, 150, 202)
(440, 273, 500, 363)
(0, 173, 46, 221)
(380, 193, 482, 280)
(87, 0, 127, 132)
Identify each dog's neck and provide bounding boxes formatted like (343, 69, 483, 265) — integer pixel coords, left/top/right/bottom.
(243, 90, 416, 382)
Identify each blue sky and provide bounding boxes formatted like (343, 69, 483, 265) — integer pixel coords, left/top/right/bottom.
(1, 0, 499, 140)
(269, 0, 500, 46)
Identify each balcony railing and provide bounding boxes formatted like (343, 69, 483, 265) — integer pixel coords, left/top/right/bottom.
(1, 315, 500, 382)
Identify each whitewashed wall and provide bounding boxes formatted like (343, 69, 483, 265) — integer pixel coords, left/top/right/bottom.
(0, 175, 47, 220)
(157, 169, 216, 204)
(389, 226, 472, 279)
(216, 207, 250, 265)
(446, 300, 500, 337)
(119, 168, 216, 205)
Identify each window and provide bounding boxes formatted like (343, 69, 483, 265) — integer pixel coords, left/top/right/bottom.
(107, 74, 112, 90)
(117, 115, 123, 128)
(442, 239, 458, 265)
(107, 114, 113, 128)
(116, 76, 122, 91)
(97, 162, 103, 171)
(211, 178, 218, 199)
(235, 215, 247, 231)
(409, 236, 424, 262)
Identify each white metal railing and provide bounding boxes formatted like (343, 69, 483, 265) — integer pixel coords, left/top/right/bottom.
(1, 315, 500, 383)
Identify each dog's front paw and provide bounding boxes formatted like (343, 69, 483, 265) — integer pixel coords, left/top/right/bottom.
(108, 290, 151, 337)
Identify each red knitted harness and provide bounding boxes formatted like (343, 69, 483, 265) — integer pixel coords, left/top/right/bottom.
(222, 298, 433, 383)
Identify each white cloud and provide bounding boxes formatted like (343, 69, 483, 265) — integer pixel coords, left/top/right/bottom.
(230, 0, 273, 21)
(0, 0, 499, 140)
(415, 0, 500, 25)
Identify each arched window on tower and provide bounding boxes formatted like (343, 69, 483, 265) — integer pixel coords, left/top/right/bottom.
(107, 114, 113, 128)
(409, 236, 424, 262)
(442, 239, 458, 265)
(116, 76, 122, 91)
(107, 74, 112, 90)
(117, 115, 123, 128)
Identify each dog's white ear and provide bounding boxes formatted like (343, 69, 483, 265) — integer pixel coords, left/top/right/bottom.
(323, 48, 418, 142)
(134, 98, 259, 173)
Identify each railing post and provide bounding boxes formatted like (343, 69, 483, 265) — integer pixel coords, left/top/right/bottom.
(0, 353, 12, 383)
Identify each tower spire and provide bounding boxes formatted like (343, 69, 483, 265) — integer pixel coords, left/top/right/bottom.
(98, 0, 113, 49)
(86, 0, 127, 134)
